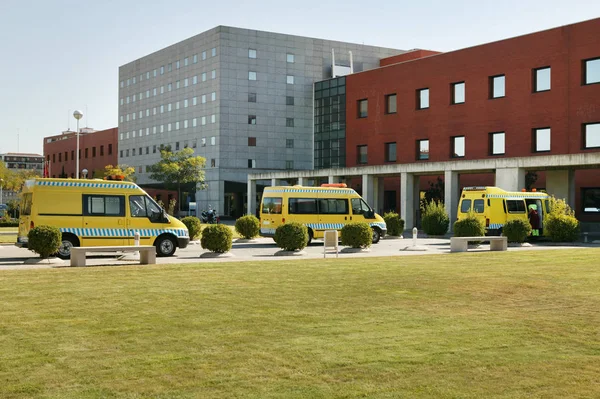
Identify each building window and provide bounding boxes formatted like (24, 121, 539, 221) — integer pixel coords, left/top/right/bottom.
(583, 57, 600, 85)
(146, 147, 149, 155)
(248, 159, 256, 168)
(202, 51, 206, 60)
(249, 49, 257, 58)
(211, 159, 216, 168)
(193, 54, 198, 63)
(286, 118, 294, 127)
(417, 139, 429, 160)
(126, 149, 129, 157)
(286, 139, 294, 148)
(357, 145, 368, 164)
(92, 147, 96, 157)
(58, 153, 61, 162)
(582, 188, 600, 213)
(385, 142, 396, 162)
(211, 136, 216, 145)
(202, 95, 206, 104)
(452, 136, 465, 158)
(120, 150, 123, 158)
(248, 137, 256, 146)
(358, 99, 368, 118)
(287, 53, 294, 63)
(85, 148, 89, 158)
(533, 128, 551, 152)
(211, 47, 216, 57)
(583, 122, 600, 149)
(176, 142, 180, 150)
(417, 88, 429, 109)
(490, 75, 505, 98)
(249, 71, 257, 81)
(132, 148, 136, 156)
(533, 67, 551, 92)
(452, 82, 465, 104)
(489, 132, 506, 155)
(285, 160, 294, 170)
(211, 70, 216, 79)
(71, 150, 74, 160)
(211, 92, 216, 102)
(286, 96, 294, 106)
(385, 94, 397, 114)
(248, 92, 256, 102)
(286, 75, 294, 84)
(108, 144, 112, 155)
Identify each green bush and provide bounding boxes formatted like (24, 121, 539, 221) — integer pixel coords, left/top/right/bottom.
(28, 225, 61, 258)
(545, 197, 580, 242)
(421, 201, 449, 236)
(341, 222, 372, 249)
(502, 219, 532, 243)
(274, 222, 308, 251)
(383, 212, 405, 236)
(453, 212, 485, 237)
(235, 215, 260, 239)
(200, 224, 233, 253)
(181, 216, 202, 240)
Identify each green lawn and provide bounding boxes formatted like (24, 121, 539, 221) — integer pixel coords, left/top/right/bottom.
(1, 249, 599, 398)
(0, 234, 16, 243)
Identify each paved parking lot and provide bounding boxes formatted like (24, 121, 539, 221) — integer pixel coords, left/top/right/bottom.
(1, 236, 598, 270)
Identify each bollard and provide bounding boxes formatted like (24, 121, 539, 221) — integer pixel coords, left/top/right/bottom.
(134, 232, 140, 247)
(583, 232, 588, 243)
(412, 227, 418, 247)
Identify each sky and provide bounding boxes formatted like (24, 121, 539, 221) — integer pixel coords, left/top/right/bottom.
(1, 0, 599, 155)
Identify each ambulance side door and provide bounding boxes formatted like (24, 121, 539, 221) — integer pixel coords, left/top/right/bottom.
(81, 194, 127, 246)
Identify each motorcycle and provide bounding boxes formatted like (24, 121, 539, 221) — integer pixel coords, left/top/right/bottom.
(200, 206, 219, 224)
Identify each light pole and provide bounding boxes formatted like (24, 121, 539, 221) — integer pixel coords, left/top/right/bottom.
(73, 110, 83, 179)
(0, 178, 3, 206)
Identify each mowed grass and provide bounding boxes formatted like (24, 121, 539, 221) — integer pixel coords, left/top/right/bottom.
(1, 250, 599, 398)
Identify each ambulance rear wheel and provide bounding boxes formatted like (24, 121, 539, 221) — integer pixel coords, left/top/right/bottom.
(156, 236, 176, 257)
(57, 235, 79, 260)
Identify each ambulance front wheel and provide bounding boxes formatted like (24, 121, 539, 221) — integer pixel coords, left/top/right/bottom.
(156, 235, 177, 257)
(372, 228, 381, 244)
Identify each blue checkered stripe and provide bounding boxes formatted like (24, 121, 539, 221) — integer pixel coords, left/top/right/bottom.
(264, 188, 355, 195)
(486, 193, 548, 199)
(60, 228, 188, 238)
(307, 222, 387, 231)
(36, 181, 136, 189)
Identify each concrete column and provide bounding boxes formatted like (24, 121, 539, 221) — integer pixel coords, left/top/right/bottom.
(546, 170, 575, 209)
(328, 175, 338, 184)
(271, 178, 277, 187)
(297, 177, 304, 186)
(377, 177, 385, 215)
(247, 179, 257, 216)
(362, 174, 375, 207)
(401, 172, 417, 231)
(495, 167, 526, 192)
(444, 170, 459, 232)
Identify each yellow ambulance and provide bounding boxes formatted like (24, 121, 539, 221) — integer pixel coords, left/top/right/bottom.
(259, 184, 387, 244)
(457, 186, 550, 236)
(16, 177, 189, 258)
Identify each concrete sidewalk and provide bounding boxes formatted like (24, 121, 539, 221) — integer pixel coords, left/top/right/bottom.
(1, 236, 598, 270)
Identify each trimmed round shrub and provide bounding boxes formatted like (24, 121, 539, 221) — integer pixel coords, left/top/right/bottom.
(274, 222, 308, 251)
(341, 222, 372, 248)
(545, 197, 580, 242)
(235, 215, 260, 239)
(201, 224, 233, 253)
(453, 213, 485, 237)
(421, 201, 449, 236)
(28, 225, 61, 258)
(545, 214, 580, 242)
(502, 219, 532, 243)
(383, 212, 405, 236)
(181, 216, 202, 240)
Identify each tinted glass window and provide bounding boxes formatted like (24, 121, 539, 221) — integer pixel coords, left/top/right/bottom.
(262, 197, 282, 214)
(460, 199, 471, 213)
(84, 195, 124, 216)
(289, 198, 318, 214)
(351, 198, 371, 215)
(319, 198, 348, 214)
(506, 200, 526, 213)
(473, 199, 485, 213)
(21, 193, 33, 216)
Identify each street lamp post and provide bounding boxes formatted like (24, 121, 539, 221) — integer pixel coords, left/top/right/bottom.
(73, 110, 84, 179)
(0, 178, 3, 206)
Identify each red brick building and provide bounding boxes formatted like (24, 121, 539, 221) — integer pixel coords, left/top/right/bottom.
(44, 128, 118, 178)
(344, 18, 600, 222)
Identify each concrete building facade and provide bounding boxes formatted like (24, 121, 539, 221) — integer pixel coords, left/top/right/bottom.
(118, 26, 404, 218)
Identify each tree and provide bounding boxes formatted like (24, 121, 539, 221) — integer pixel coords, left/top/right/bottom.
(104, 164, 136, 182)
(149, 147, 206, 212)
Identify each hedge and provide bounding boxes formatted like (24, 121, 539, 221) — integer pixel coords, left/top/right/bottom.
(200, 224, 233, 253)
(28, 225, 62, 258)
(274, 222, 308, 251)
(181, 216, 202, 240)
(383, 212, 405, 236)
(341, 222, 372, 249)
(235, 215, 260, 239)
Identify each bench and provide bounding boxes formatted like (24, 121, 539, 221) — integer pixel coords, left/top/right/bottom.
(450, 236, 507, 253)
(70, 245, 156, 267)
